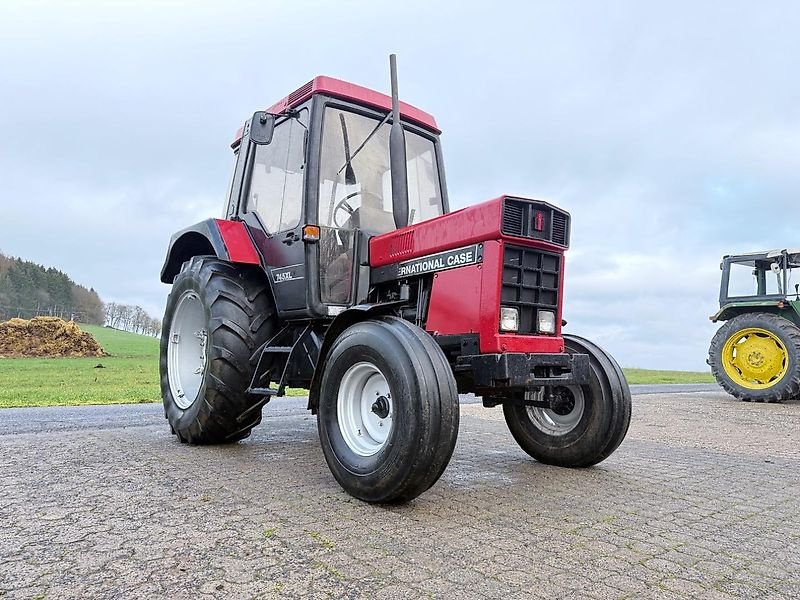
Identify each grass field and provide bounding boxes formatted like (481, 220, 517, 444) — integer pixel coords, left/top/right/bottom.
(0, 325, 160, 408)
(0, 325, 715, 408)
(623, 368, 716, 384)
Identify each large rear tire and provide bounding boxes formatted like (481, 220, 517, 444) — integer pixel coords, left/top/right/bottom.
(317, 317, 460, 503)
(709, 312, 800, 403)
(160, 256, 275, 443)
(503, 335, 631, 467)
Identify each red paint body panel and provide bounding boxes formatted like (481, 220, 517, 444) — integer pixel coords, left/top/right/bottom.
(269, 77, 438, 131)
(426, 265, 483, 334)
(422, 235, 566, 355)
(370, 196, 567, 268)
(214, 219, 261, 265)
(232, 76, 439, 147)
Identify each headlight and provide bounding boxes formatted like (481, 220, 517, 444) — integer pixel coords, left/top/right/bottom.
(499, 307, 519, 332)
(537, 310, 556, 334)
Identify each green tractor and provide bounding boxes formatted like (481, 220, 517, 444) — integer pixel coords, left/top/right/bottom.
(709, 249, 800, 402)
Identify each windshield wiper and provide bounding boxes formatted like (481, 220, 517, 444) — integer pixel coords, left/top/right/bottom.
(339, 113, 356, 185)
(338, 112, 391, 177)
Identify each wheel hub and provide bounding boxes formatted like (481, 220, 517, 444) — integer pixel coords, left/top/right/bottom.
(722, 327, 788, 389)
(337, 362, 393, 456)
(527, 385, 585, 436)
(548, 387, 576, 415)
(746, 350, 766, 368)
(166, 291, 209, 410)
(371, 396, 391, 419)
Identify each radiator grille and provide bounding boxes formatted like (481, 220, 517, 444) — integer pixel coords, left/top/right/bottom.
(502, 202, 525, 237)
(552, 211, 569, 246)
(501, 198, 570, 249)
(502, 245, 560, 334)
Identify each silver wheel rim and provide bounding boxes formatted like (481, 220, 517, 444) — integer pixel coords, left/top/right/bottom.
(337, 362, 393, 456)
(527, 386, 585, 436)
(167, 291, 209, 410)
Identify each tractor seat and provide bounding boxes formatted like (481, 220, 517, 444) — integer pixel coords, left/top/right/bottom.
(349, 204, 396, 235)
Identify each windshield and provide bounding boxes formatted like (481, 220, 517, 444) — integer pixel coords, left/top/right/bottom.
(318, 107, 443, 233)
(727, 256, 798, 299)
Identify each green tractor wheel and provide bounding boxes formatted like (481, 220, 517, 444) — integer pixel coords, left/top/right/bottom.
(709, 312, 800, 403)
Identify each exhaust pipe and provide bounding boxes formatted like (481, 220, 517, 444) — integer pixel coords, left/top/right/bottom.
(389, 54, 409, 229)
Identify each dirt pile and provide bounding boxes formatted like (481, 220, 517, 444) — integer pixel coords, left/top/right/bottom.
(0, 317, 107, 358)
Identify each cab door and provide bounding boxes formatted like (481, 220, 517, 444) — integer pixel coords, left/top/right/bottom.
(240, 114, 308, 315)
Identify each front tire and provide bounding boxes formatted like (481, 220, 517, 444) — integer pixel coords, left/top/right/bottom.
(160, 256, 275, 443)
(709, 312, 800, 403)
(317, 317, 460, 503)
(503, 335, 631, 467)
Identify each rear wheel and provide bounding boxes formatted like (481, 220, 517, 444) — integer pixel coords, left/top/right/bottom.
(709, 312, 800, 403)
(317, 317, 460, 503)
(160, 256, 275, 443)
(503, 335, 631, 467)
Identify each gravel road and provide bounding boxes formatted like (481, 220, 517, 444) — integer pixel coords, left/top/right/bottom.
(3, 384, 799, 599)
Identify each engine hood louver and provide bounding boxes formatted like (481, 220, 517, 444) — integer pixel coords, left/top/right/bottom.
(502, 198, 570, 249)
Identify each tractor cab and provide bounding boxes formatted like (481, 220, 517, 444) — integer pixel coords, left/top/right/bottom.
(715, 249, 800, 320)
(221, 76, 447, 318)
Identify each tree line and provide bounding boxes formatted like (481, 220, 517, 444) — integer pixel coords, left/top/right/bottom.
(0, 252, 104, 324)
(0, 252, 161, 337)
(103, 303, 162, 337)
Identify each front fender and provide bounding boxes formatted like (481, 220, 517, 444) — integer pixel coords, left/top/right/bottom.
(160, 219, 261, 283)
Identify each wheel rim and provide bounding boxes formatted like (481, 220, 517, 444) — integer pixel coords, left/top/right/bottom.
(721, 327, 788, 389)
(167, 291, 209, 410)
(337, 362, 393, 457)
(526, 386, 585, 436)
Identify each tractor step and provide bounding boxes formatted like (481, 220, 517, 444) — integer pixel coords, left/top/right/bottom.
(261, 346, 292, 354)
(247, 387, 282, 396)
(247, 324, 321, 399)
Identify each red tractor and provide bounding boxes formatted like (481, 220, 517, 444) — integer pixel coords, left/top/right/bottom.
(159, 56, 631, 502)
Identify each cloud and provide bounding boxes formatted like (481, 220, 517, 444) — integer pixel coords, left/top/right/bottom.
(1, 0, 797, 370)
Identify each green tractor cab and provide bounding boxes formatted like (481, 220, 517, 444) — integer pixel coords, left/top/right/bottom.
(708, 249, 800, 402)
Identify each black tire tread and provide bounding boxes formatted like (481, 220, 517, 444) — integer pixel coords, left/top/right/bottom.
(503, 335, 632, 468)
(709, 312, 800, 403)
(317, 316, 460, 503)
(378, 317, 460, 502)
(160, 256, 275, 444)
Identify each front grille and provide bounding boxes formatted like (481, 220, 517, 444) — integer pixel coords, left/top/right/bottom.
(502, 202, 525, 237)
(501, 245, 560, 334)
(552, 212, 569, 246)
(501, 198, 571, 249)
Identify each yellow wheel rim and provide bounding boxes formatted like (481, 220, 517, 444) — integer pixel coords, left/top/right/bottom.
(721, 327, 788, 389)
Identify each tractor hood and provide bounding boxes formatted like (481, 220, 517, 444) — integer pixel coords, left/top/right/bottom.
(369, 195, 570, 269)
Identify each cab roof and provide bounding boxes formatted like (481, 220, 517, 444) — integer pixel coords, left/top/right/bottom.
(232, 75, 439, 147)
(725, 249, 800, 266)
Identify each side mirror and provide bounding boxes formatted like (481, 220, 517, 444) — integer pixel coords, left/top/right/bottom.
(249, 111, 275, 145)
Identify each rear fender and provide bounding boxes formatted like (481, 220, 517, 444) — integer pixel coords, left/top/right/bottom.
(307, 302, 404, 412)
(710, 301, 796, 324)
(160, 219, 261, 283)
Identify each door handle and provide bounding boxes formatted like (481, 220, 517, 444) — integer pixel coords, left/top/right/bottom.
(282, 231, 300, 245)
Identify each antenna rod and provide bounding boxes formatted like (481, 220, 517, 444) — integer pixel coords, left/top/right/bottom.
(389, 54, 409, 229)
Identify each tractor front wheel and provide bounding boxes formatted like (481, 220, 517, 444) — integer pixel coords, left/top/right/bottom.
(317, 317, 460, 503)
(709, 312, 800, 403)
(160, 256, 275, 443)
(503, 335, 631, 467)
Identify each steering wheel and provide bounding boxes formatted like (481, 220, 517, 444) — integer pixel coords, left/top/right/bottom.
(333, 190, 384, 228)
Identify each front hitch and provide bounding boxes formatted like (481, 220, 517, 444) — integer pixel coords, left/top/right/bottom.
(456, 352, 591, 389)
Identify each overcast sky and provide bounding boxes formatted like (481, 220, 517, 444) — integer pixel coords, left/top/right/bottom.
(1, 0, 798, 370)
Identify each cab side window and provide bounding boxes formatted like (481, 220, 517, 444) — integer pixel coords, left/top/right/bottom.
(246, 117, 304, 232)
